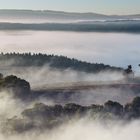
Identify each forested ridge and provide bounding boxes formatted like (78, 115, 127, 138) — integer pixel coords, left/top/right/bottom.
(0, 53, 122, 73)
(0, 22, 140, 32)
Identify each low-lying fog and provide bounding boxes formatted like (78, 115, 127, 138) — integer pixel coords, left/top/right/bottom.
(0, 90, 140, 140)
(0, 11, 140, 140)
(0, 28, 140, 139)
(0, 30, 140, 105)
(0, 31, 140, 69)
(0, 66, 137, 105)
(1, 118, 140, 140)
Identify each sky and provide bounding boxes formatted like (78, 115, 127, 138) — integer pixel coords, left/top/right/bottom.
(0, 0, 140, 15)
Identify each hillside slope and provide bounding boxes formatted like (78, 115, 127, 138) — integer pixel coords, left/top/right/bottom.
(0, 53, 122, 73)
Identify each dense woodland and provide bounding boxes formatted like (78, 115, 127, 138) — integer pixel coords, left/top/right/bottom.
(0, 53, 122, 73)
(3, 96, 140, 133)
(0, 74, 140, 133)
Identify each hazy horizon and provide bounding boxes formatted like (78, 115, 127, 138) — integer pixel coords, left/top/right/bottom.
(0, 0, 140, 15)
(0, 9, 140, 16)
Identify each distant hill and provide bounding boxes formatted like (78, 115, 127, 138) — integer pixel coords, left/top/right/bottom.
(0, 9, 139, 21)
(0, 10, 139, 32)
(0, 9, 107, 20)
(0, 53, 122, 73)
(0, 21, 140, 32)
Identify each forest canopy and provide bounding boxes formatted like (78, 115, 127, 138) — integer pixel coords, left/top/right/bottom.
(0, 53, 122, 73)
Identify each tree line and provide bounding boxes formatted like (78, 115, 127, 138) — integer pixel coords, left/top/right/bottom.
(0, 53, 122, 73)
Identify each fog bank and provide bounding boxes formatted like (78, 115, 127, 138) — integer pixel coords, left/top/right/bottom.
(1, 118, 140, 140)
(0, 31, 140, 69)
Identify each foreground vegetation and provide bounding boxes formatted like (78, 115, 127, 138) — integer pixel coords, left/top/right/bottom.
(0, 73, 140, 134)
(3, 96, 140, 134)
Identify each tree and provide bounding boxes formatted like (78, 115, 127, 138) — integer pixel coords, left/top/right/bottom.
(0, 73, 3, 79)
(104, 100, 123, 115)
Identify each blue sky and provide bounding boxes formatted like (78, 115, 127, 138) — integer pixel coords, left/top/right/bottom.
(0, 0, 140, 15)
